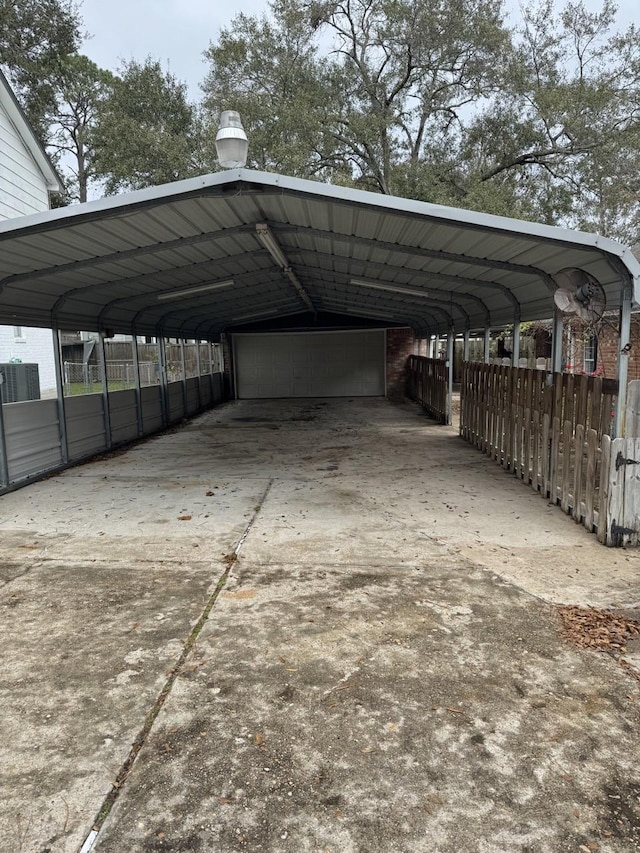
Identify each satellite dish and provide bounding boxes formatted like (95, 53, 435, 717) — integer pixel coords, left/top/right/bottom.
(552, 267, 606, 325)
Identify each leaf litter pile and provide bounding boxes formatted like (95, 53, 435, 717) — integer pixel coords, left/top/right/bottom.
(559, 605, 640, 657)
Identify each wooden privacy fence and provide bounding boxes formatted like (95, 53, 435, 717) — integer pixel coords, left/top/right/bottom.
(407, 356, 448, 423)
(460, 363, 619, 542)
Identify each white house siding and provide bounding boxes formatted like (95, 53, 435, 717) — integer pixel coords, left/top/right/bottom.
(0, 98, 57, 397)
(0, 103, 50, 219)
(0, 326, 57, 394)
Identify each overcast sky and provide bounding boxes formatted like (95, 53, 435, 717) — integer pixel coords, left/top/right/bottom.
(79, 0, 638, 99)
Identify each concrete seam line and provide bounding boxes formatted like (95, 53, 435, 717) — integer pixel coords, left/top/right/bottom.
(77, 478, 274, 852)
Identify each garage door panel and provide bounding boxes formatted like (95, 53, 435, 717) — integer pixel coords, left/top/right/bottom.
(234, 331, 385, 398)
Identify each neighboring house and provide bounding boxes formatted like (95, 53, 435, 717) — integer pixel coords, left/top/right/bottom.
(0, 69, 63, 396)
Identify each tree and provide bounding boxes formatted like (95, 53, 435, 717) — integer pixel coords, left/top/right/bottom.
(201, 0, 640, 243)
(451, 0, 640, 233)
(92, 58, 201, 194)
(202, 0, 510, 193)
(0, 0, 81, 134)
(47, 55, 114, 202)
(202, 0, 336, 179)
(315, 0, 510, 195)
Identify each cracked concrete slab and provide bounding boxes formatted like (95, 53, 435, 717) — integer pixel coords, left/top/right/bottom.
(94, 561, 640, 853)
(1, 397, 640, 853)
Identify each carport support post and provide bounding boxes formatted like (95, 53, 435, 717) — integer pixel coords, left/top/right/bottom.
(463, 328, 470, 363)
(483, 328, 491, 363)
(0, 374, 9, 487)
(551, 310, 564, 374)
(158, 337, 169, 427)
(428, 336, 435, 359)
(179, 338, 188, 416)
(512, 321, 521, 367)
(195, 341, 202, 411)
(208, 342, 215, 400)
(446, 328, 454, 425)
(52, 329, 69, 464)
(614, 281, 633, 437)
(97, 332, 112, 449)
(131, 335, 144, 437)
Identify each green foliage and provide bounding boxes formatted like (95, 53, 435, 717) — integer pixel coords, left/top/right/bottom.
(47, 55, 115, 202)
(200, 0, 640, 242)
(0, 0, 81, 135)
(202, 0, 335, 178)
(92, 58, 201, 194)
(4, 0, 640, 245)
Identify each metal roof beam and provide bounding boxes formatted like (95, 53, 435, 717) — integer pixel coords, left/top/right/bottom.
(50, 251, 276, 318)
(318, 294, 440, 330)
(290, 248, 512, 314)
(322, 290, 465, 326)
(132, 294, 300, 336)
(256, 223, 315, 312)
(297, 272, 475, 326)
(312, 302, 428, 333)
(0, 223, 255, 295)
(95, 269, 288, 327)
(272, 223, 556, 290)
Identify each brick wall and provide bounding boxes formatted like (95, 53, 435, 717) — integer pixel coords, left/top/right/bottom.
(566, 317, 640, 382)
(598, 317, 640, 382)
(386, 327, 416, 400)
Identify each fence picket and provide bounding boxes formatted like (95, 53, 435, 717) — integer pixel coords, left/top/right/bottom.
(573, 423, 585, 524)
(598, 434, 611, 543)
(561, 419, 572, 513)
(550, 417, 561, 504)
(584, 428, 598, 532)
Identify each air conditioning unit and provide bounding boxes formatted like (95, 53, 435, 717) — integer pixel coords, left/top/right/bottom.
(0, 363, 41, 403)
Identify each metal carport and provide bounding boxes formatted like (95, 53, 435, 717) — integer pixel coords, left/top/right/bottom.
(0, 169, 638, 339)
(0, 168, 639, 497)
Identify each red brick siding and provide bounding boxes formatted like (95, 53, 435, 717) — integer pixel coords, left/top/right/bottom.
(598, 317, 640, 382)
(386, 327, 416, 399)
(566, 318, 640, 382)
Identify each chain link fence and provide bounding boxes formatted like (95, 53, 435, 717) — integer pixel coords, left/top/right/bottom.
(63, 361, 161, 394)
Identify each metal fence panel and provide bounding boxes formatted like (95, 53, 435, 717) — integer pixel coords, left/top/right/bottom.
(167, 381, 185, 423)
(141, 385, 163, 434)
(66, 394, 107, 459)
(109, 389, 139, 445)
(200, 375, 212, 407)
(212, 373, 224, 403)
(3, 400, 62, 483)
(185, 377, 199, 415)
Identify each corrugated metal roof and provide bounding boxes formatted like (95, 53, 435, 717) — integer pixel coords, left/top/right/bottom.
(0, 169, 637, 340)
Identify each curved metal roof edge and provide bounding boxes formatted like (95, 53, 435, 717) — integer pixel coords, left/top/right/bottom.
(0, 167, 637, 303)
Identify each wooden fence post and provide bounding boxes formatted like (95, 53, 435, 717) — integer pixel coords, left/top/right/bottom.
(625, 380, 640, 438)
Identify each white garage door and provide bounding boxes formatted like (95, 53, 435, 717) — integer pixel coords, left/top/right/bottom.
(234, 330, 385, 398)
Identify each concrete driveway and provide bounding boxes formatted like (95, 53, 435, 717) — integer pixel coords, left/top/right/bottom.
(1, 397, 640, 853)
